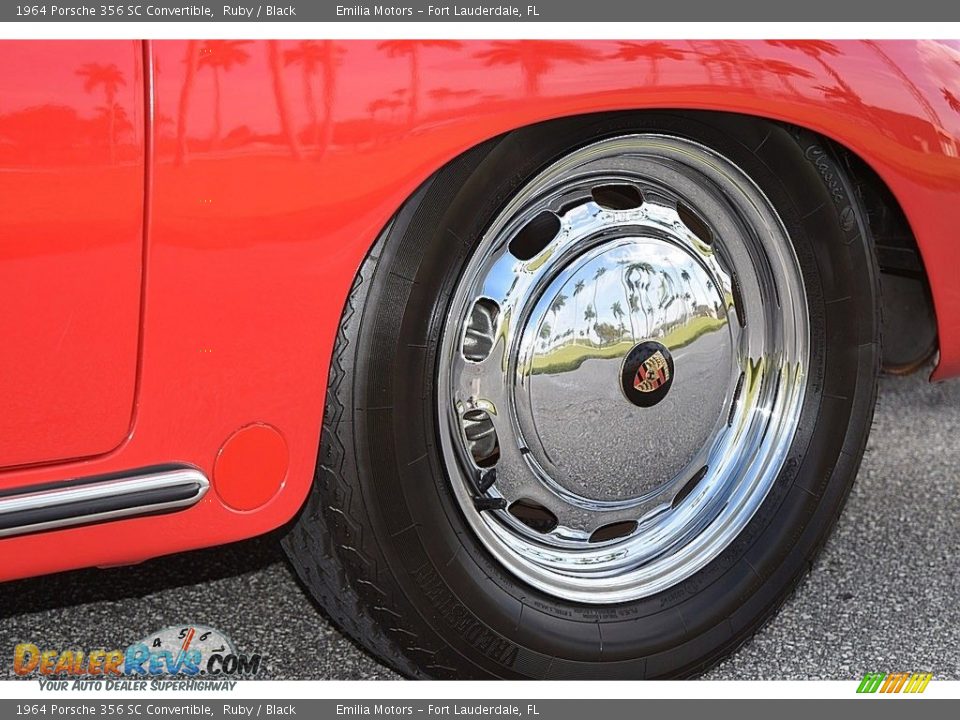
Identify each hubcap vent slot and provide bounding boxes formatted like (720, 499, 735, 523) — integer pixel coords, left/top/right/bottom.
(591, 183, 644, 210)
(508, 499, 558, 534)
(589, 520, 638, 543)
(461, 409, 499, 468)
(508, 210, 560, 260)
(677, 201, 714, 245)
(462, 298, 500, 362)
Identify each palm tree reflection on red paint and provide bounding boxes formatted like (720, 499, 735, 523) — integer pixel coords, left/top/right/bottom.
(765, 40, 864, 109)
(943, 88, 960, 114)
(610, 42, 686, 85)
(367, 96, 406, 121)
(377, 41, 462, 124)
(694, 43, 743, 85)
(266, 40, 302, 159)
(428, 87, 480, 108)
(863, 40, 944, 131)
(284, 40, 344, 153)
(198, 40, 252, 149)
(175, 40, 198, 165)
(94, 102, 133, 144)
(739, 57, 813, 96)
(475, 41, 601, 97)
(76, 62, 125, 162)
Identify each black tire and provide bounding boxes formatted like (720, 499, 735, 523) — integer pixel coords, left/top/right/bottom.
(283, 112, 880, 679)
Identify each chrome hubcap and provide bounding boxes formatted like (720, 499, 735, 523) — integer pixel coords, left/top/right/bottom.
(438, 135, 809, 603)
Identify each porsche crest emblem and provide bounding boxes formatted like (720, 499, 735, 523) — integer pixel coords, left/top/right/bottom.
(633, 350, 670, 393)
(621, 341, 675, 408)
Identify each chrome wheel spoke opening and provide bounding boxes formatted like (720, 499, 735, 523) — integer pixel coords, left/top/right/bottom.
(438, 135, 809, 603)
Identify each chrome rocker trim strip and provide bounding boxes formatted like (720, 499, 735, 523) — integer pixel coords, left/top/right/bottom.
(0, 466, 209, 538)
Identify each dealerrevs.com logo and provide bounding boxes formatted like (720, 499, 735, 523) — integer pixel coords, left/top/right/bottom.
(13, 625, 263, 690)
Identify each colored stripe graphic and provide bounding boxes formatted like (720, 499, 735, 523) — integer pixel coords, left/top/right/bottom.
(857, 672, 932, 694)
(857, 673, 886, 693)
(906, 673, 933, 693)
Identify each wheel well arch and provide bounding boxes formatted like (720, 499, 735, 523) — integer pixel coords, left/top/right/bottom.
(424, 108, 937, 372)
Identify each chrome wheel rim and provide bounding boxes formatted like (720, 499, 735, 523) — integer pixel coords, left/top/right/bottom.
(438, 135, 809, 604)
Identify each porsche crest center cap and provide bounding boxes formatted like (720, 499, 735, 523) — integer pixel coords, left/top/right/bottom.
(621, 341, 675, 408)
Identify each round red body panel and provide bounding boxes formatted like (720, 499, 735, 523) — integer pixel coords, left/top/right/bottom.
(214, 424, 289, 512)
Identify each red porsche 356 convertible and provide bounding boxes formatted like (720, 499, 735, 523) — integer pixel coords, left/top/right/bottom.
(0, 39, 956, 678)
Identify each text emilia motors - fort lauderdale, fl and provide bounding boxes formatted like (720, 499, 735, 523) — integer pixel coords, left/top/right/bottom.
(336, 5, 542, 17)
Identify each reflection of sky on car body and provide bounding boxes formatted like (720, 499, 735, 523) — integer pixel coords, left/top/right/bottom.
(5, 40, 959, 164)
(151, 40, 960, 147)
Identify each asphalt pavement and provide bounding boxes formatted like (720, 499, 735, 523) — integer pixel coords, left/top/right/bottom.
(1, 369, 957, 681)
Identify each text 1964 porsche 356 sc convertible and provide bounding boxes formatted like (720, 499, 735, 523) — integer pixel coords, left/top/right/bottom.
(0, 39, 957, 678)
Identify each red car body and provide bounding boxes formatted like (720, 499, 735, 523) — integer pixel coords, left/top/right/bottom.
(1, 39, 958, 581)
